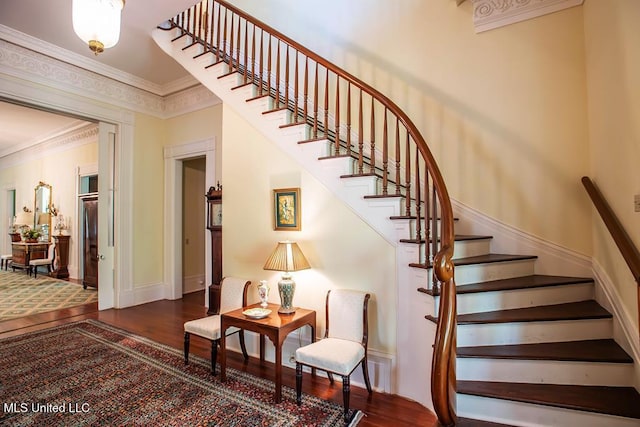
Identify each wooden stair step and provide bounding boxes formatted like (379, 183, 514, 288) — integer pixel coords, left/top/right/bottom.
(458, 339, 633, 363)
(456, 300, 612, 325)
(454, 274, 593, 295)
(411, 253, 537, 270)
(457, 380, 640, 420)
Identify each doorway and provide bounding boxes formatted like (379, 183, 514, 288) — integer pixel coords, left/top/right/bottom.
(81, 197, 98, 290)
(181, 157, 206, 295)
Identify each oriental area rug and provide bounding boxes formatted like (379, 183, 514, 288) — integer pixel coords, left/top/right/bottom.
(0, 320, 363, 426)
(0, 270, 98, 321)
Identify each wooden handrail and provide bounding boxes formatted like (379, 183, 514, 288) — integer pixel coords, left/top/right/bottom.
(582, 177, 640, 285)
(166, 2, 457, 424)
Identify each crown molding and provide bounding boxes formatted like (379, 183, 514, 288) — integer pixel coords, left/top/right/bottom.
(472, 0, 584, 33)
(0, 24, 198, 96)
(0, 37, 219, 120)
(0, 123, 98, 170)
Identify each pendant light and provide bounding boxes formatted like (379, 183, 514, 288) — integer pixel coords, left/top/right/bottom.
(72, 0, 125, 55)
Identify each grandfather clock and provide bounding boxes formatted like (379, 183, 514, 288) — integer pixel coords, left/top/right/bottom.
(206, 184, 222, 314)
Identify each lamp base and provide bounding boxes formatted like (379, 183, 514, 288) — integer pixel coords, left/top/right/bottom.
(277, 274, 296, 315)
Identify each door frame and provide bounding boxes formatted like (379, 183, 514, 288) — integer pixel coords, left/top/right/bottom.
(1, 78, 134, 310)
(163, 138, 216, 303)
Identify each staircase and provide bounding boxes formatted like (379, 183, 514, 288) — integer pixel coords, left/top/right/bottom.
(152, 2, 640, 425)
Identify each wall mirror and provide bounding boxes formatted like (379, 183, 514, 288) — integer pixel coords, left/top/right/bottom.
(34, 181, 52, 242)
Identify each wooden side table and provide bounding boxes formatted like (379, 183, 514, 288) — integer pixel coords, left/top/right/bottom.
(220, 303, 316, 403)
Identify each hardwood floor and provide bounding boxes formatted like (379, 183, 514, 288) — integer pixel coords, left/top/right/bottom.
(0, 291, 438, 427)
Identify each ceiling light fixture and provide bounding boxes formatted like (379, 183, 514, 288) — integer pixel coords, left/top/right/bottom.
(72, 0, 125, 55)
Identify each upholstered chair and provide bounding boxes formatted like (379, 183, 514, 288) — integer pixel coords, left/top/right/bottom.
(295, 289, 372, 423)
(183, 277, 251, 375)
(0, 254, 11, 270)
(28, 243, 55, 278)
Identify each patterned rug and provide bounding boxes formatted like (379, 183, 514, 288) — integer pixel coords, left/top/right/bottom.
(0, 270, 98, 321)
(0, 320, 363, 426)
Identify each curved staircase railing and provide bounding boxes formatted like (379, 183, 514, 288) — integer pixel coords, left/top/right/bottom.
(166, 1, 457, 424)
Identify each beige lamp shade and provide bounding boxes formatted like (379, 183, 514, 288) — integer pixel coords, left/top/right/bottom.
(14, 211, 33, 227)
(263, 241, 310, 314)
(38, 213, 50, 225)
(263, 241, 310, 272)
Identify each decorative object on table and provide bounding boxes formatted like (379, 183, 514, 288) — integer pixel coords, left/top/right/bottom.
(258, 280, 270, 308)
(263, 241, 311, 314)
(273, 187, 301, 231)
(54, 214, 68, 235)
(21, 228, 41, 243)
(242, 307, 272, 319)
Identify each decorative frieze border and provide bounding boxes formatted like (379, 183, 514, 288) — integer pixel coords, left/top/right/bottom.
(472, 0, 584, 33)
(0, 33, 220, 120)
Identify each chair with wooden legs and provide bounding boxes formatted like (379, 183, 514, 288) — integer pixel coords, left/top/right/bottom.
(295, 289, 372, 423)
(183, 277, 251, 375)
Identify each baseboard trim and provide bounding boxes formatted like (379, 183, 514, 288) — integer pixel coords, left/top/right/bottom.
(592, 261, 640, 375)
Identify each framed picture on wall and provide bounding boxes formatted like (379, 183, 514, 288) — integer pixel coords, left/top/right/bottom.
(273, 188, 300, 231)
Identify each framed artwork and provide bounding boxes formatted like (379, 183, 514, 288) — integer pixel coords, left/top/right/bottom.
(273, 188, 301, 231)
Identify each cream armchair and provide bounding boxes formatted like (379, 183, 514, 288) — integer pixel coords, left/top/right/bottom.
(295, 289, 372, 423)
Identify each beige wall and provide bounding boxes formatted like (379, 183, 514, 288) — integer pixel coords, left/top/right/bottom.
(0, 138, 98, 274)
(132, 113, 167, 286)
(584, 0, 640, 331)
(222, 105, 396, 352)
(132, 105, 222, 289)
(229, 0, 592, 255)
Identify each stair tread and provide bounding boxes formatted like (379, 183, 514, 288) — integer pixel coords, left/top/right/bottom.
(458, 339, 633, 363)
(456, 274, 594, 295)
(456, 300, 611, 324)
(411, 253, 537, 269)
(458, 380, 640, 419)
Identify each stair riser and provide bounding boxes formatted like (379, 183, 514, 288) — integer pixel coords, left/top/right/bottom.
(457, 358, 634, 386)
(444, 282, 594, 314)
(454, 260, 536, 285)
(453, 239, 491, 259)
(457, 318, 613, 346)
(457, 393, 639, 427)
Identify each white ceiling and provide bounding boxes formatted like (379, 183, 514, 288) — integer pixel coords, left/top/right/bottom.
(0, 0, 201, 157)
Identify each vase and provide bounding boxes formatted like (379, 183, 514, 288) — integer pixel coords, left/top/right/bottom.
(258, 280, 270, 308)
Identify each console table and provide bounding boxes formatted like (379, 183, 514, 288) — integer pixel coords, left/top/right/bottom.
(11, 242, 50, 272)
(220, 303, 316, 403)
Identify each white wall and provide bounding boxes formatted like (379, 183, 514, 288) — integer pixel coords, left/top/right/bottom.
(221, 105, 396, 354)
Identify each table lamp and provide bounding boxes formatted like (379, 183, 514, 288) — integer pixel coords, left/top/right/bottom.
(263, 241, 310, 314)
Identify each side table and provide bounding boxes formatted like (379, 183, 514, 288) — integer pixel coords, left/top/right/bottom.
(220, 303, 316, 403)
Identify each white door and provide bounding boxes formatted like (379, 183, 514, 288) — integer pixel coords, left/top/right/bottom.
(97, 122, 116, 310)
